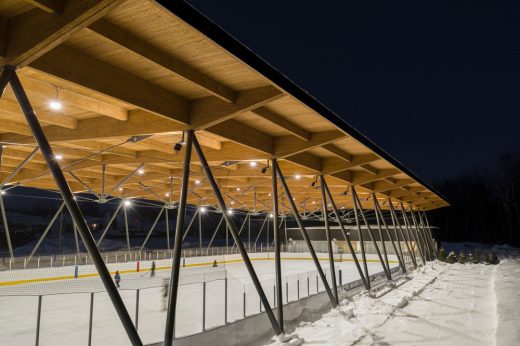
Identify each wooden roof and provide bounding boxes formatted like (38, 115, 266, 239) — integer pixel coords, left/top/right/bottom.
(0, 0, 449, 212)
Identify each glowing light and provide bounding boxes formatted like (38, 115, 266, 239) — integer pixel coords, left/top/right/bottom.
(124, 200, 131, 207)
(137, 168, 145, 175)
(227, 209, 233, 215)
(312, 201, 316, 205)
(165, 193, 170, 197)
(49, 100, 62, 110)
(54, 154, 63, 160)
(195, 179, 201, 185)
(236, 187, 240, 191)
(0, 190, 5, 195)
(268, 193, 272, 197)
(294, 174, 301, 180)
(230, 201, 235, 205)
(249, 161, 257, 167)
(118, 187, 124, 192)
(269, 213, 273, 218)
(200, 206, 207, 213)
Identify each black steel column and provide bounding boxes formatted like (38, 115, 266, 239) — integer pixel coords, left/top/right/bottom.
(422, 211, 437, 257)
(164, 130, 193, 345)
(351, 188, 370, 288)
(418, 211, 435, 260)
(417, 211, 437, 260)
(401, 205, 426, 265)
(371, 193, 391, 275)
(273, 161, 337, 307)
(388, 199, 417, 269)
(373, 197, 406, 273)
(319, 175, 338, 303)
(271, 159, 284, 330)
(193, 134, 283, 336)
(4, 66, 142, 345)
(352, 187, 391, 280)
(322, 178, 369, 290)
(410, 208, 431, 261)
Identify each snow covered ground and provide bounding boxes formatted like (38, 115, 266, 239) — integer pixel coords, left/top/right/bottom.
(260, 256, 520, 346)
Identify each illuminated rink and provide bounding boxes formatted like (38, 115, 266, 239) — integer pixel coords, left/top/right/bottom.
(0, 252, 398, 346)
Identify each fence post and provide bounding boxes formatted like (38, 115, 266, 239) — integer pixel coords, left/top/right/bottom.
(50, 256, 53, 267)
(24, 258, 26, 269)
(202, 282, 206, 331)
(297, 279, 300, 300)
(286, 282, 289, 304)
(88, 292, 94, 346)
(9, 257, 12, 270)
(339, 270, 343, 287)
(307, 277, 310, 296)
(224, 278, 228, 324)
(135, 289, 140, 331)
(35, 295, 42, 346)
(63, 256, 65, 266)
(316, 275, 318, 293)
(243, 288, 246, 318)
(273, 285, 276, 307)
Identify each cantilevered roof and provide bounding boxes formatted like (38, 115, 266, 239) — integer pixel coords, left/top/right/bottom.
(0, 0, 449, 212)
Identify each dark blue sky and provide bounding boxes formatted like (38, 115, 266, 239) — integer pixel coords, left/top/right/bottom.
(186, 0, 520, 183)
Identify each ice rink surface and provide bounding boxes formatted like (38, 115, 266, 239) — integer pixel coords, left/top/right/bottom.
(0, 252, 397, 345)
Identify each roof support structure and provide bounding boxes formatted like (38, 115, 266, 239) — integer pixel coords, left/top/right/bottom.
(372, 195, 406, 273)
(274, 159, 337, 308)
(322, 177, 369, 290)
(388, 199, 417, 269)
(1, 65, 143, 345)
(319, 175, 339, 304)
(191, 131, 284, 337)
(351, 187, 391, 281)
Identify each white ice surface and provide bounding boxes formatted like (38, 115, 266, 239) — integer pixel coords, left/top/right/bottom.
(0, 252, 396, 345)
(262, 258, 520, 346)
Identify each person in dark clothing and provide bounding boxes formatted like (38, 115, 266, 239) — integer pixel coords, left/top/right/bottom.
(150, 261, 156, 277)
(114, 271, 121, 288)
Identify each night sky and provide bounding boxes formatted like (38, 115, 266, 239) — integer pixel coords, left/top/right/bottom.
(186, 0, 520, 183)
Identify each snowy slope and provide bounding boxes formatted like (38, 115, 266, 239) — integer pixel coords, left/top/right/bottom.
(261, 258, 520, 346)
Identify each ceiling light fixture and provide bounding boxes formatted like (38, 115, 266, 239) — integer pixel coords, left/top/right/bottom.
(249, 161, 257, 167)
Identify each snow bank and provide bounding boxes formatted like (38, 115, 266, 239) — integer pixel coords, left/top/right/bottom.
(494, 258, 520, 345)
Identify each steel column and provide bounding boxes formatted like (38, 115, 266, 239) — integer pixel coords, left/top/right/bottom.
(123, 203, 130, 252)
(0, 194, 13, 258)
(418, 211, 436, 259)
(273, 160, 336, 307)
(207, 215, 224, 248)
(199, 207, 202, 249)
(28, 201, 66, 263)
(165, 207, 170, 250)
(351, 190, 370, 286)
(97, 201, 123, 246)
(140, 207, 165, 251)
(5, 66, 142, 345)
(322, 178, 369, 290)
(319, 175, 338, 303)
(401, 205, 426, 264)
(373, 197, 406, 273)
(371, 194, 391, 275)
(193, 134, 283, 336)
(164, 131, 193, 345)
(423, 212, 437, 256)
(0, 147, 39, 188)
(388, 199, 417, 269)
(352, 187, 391, 280)
(271, 159, 284, 330)
(410, 208, 432, 261)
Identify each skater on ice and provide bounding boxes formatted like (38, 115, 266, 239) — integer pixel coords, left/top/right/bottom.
(114, 271, 121, 288)
(150, 261, 156, 277)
